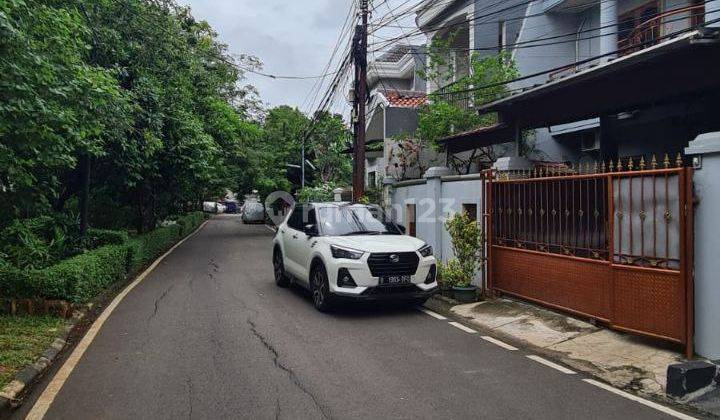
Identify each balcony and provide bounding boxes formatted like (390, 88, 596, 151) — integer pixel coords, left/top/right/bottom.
(618, 4, 705, 55)
(433, 81, 473, 112)
(549, 4, 705, 81)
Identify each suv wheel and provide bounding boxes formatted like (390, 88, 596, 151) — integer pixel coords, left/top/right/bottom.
(273, 249, 289, 287)
(311, 263, 333, 312)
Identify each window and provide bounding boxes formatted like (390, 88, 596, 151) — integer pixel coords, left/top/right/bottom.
(287, 206, 304, 230)
(462, 203, 478, 222)
(406, 204, 417, 237)
(316, 206, 401, 236)
(368, 171, 376, 188)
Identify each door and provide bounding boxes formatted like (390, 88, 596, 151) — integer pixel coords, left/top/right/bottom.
(293, 207, 318, 283)
(282, 206, 304, 277)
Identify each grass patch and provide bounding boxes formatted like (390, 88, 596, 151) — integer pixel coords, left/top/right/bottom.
(0, 315, 66, 389)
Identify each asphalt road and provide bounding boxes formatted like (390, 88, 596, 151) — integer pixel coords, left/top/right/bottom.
(15, 215, 691, 419)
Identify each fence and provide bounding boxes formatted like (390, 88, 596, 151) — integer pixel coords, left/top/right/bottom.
(486, 155, 694, 355)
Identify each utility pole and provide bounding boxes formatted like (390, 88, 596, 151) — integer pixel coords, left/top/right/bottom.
(301, 138, 306, 188)
(352, 0, 369, 201)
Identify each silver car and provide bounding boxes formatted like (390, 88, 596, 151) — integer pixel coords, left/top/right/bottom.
(242, 201, 265, 224)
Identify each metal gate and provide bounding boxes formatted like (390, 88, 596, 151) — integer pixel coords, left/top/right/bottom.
(485, 157, 694, 356)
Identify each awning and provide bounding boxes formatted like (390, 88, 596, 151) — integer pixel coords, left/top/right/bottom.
(477, 29, 720, 130)
(437, 124, 514, 154)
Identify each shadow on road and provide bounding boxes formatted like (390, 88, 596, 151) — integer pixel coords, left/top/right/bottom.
(284, 283, 420, 320)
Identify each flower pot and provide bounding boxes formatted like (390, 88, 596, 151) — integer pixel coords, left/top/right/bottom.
(452, 285, 478, 303)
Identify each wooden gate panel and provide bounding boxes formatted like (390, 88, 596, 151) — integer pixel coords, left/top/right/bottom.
(612, 267, 685, 342)
(493, 247, 612, 320)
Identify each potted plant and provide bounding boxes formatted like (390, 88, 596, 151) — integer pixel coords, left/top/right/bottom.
(443, 212, 483, 303)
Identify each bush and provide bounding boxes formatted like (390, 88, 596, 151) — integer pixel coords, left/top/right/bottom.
(0, 216, 69, 269)
(86, 228, 129, 248)
(127, 212, 204, 274)
(0, 262, 35, 299)
(41, 245, 129, 303)
(0, 212, 206, 303)
(176, 212, 205, 236)
(443, 212, 483, 288)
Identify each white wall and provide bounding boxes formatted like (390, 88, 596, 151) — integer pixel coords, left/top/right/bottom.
(388, 174, 485, 286)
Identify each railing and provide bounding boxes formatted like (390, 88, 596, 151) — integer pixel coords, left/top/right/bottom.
(549, 4, 706, 80)
(490, 153, 687, 270)
(618, 4, 705, 54)
(433, 81, 473, 111)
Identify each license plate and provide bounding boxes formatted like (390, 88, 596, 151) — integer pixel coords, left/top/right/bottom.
(379, 275, 411, 285)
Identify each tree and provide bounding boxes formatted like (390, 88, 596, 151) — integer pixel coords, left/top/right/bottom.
(0, 0, 263, 233)
(417, 32, 520, 174)
(308, 111, 351, 185)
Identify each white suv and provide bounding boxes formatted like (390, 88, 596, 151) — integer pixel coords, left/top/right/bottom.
(272, 203, 438, 311)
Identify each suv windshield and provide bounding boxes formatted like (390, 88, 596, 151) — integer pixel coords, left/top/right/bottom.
(317, 205, 402, 236)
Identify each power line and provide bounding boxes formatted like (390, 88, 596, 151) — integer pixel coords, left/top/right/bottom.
(432, 18, 720, 102)
(372, 3, 712, 55)
(237, 66, 345, 80)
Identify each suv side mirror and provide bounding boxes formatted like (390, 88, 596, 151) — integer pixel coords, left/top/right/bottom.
(304, 223, 319, 237)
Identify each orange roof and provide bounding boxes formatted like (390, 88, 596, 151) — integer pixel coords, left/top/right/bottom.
(381, 89, 427, 108)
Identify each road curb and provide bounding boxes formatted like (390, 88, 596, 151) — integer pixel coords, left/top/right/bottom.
(0, 308, 86, 419)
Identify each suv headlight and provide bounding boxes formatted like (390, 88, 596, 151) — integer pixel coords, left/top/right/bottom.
(331, 245, 364, 260)
(418, 244, 433, 257)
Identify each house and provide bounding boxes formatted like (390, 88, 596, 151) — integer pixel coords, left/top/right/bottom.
(423, 0, 717, 168)
(363, 44, 442, 186)
(387, 0, 720, 358)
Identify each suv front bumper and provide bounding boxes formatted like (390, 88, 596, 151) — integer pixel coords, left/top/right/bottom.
(335, 284, 438, 302)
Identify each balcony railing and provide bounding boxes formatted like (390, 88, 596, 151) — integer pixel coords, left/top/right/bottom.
(618, 4, 705, 54)
(549, 4, 705, 81)
(433, 81, 473, 111)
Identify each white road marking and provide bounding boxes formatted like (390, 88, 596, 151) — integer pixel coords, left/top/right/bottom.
(25, 221, 209, 420)
(583, 379, 698, 420)
(417, 308, 447, 320)
(448, 321, 477, 334)
(526, 355, 576, 374)
(481, 336, 518, 351)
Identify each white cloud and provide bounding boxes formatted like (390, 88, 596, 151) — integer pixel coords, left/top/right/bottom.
(179, 0, 422, 115)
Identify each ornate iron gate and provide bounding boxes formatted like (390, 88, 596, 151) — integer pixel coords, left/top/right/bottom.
(485, 157, 694, 356)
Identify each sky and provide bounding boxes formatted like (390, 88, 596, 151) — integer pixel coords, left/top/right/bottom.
(179, 0, 421, 117)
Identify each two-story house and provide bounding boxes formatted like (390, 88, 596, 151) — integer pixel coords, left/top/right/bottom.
(423, 0, 719, 169)
(363, 44, 442, 185)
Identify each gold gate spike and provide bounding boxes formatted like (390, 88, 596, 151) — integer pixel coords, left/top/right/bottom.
(663, 153, 671, 169)
(675, 152, 683, 167)
(617, 158, 623, 172)
(650, 154, 658, 169)
(639, 156, 646, 170)
(608, 160, 614, 172)
(627, 157, 634, 171)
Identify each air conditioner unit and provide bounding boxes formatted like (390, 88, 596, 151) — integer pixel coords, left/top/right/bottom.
(580, 132, 600, 152)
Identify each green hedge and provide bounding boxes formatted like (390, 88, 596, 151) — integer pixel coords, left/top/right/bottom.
(0, 212, 206, 304)
(86, 228, 129, 247)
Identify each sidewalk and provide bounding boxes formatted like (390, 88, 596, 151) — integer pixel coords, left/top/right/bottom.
(447, 298, 684, 396)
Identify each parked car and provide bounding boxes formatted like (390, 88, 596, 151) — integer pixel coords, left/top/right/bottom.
(272, 203, 437, 311)
(203, 201, 226, 214)
(223, 201, 239, 214)
(242, 201, 265, 224)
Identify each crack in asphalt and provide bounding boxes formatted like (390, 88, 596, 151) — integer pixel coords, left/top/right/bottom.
(247, 318, 331, 419)
(148, 284, 174, 321)
(275, 396, 282, 420)
(186, 376, 194, 420)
